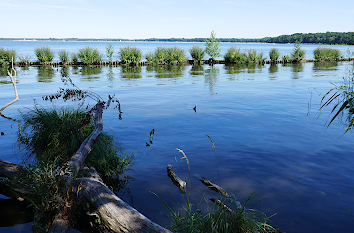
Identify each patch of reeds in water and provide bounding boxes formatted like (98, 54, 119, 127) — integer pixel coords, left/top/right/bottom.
(314, 48, 341, 61)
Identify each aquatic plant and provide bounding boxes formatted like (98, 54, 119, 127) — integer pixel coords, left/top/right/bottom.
(71, 53, 79, 63)
(282, 55, 291, 63)
(269, 48, 280, 62)
(145, 52, 154, 64)
(119, 47, 142, 65)
(78, 47, 102, 65)
(205, 31, 220, 61)
(35, 47, 54, 64)
(314, 48, 341, 61)
(224, 48, 248, 64)
(148, 47, 187, 65)
(59, 50, 69, 64)
(190, 46, 205, 64)
(19, 56, 30, 66)
(168, 47, 187, 65)
(291, 42, 305, 62)
(0, 48, 16, 66)
(106, 44, 114, 63)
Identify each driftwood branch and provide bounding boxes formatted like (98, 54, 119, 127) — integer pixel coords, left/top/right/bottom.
(200, 178, 230, 198)
(167, 164, 186, 193)
(0, 59, 19, 113)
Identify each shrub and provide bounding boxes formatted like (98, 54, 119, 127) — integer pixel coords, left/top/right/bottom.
(35, 47, 54, 64)
(106, 44, 114, 63)
(205, 31, 220, 60)
(78, 47, 102, 65)
(71, 53, 79, 63)
(148, 47, 187, 65)
(0, 48, 16, 66)
(190, 46, 205, 64)
(269, 48, 280, 62)
(167, 47, 187, 65)
(314, 48, 341, 61)
(19, 56, 30, 66)
(224, 47, 247, 64)
(119, 47, 142, 65)
(282, 55, 291, 63)
(291, 42, 305, 62)
(59, 50, 69, 64)
(145, 52, 154, 64)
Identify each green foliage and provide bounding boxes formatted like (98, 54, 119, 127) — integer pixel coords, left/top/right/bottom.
(0, 48, 16, 66)
(291, 42, 305, 62)
(78, 47, 102, 65)
(106, 44, 114, 62)
(314, 48, 341, 61)
(119, 47, 142, 65)
(190, 46, 205, 64)
(169, 199, 279, 233)
(19, 56, 30, 66)
(320, 70, 354, 133)
(71, 53, 79, 63)
(58, 50, 69, 64)
(35, 47, 54, 64)
(205, 31, 220, 60)
(224, 48, 264, 64)
(269, 48, 280, 62)
(147, 47, 187, 65)
(282, 55, 291, 63)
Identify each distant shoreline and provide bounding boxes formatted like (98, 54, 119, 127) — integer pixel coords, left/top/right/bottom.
(0, 32, 353, 45)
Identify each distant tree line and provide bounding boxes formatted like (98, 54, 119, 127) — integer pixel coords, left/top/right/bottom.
(0, 32, 353, 45)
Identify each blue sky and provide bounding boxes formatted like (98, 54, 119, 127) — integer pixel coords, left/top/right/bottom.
(1, 0, 353, 38)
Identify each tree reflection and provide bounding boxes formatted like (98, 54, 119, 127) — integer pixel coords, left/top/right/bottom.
(121, 65, 142, 79)
(205, 65, 219, 94)
(190, 65, 204, 76)
(37, 66, 54, 83)
(291, 63, 303, 79)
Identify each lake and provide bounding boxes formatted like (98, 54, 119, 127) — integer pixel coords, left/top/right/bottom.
(0, 41, 354, 233)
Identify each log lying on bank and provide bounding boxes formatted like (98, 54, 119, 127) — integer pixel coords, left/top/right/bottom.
(167, 164, 186, 193)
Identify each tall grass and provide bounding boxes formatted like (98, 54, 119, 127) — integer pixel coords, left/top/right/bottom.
(291, 42, 305, 62)
(59, 50, 69, 64)
(314, 48, 341, 61)
(71, 53, 79, 63)
(119, 47, 142, 65)
(146, 47, 187, 65)
(35, 47, 54, 64)
(0, 48, 16, 66)
(78, 47, 102, 65)
(269, 48, 280, 62)
(190, 46, 205, 64)
(224, 48, 264, 64)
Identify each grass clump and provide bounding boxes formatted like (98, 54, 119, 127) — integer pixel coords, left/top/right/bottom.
(0, 48, 16, 66)
(20, 107, 132, 179)
(35, 47, 54, 64)
(269, 49, 280, 62)
(78, 47, 102, 65)
(224, 48, 264, 64)
(59, 50, 69, 64)
(291, 42, 305, 62)
(119, 47, 142, 65)
(190, 46, 205, 64)
(71, 53, 79, 63)
(314, 48, 341, 61)
(147, 47, 187, 65)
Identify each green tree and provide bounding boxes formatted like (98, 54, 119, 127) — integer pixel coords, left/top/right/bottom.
(205, 31, 220, 61)
(106, 44, 114, 63)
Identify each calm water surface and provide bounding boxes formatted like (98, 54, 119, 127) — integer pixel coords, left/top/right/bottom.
(0, 43, 354, 233)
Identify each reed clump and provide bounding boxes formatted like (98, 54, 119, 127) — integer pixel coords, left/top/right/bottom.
(224, 47, 264, 64)
(0, 48, 16, 66)
(314, 48, 341, 61)
(269, 48, 280, 62)
(190, 46, 205, 64)
(35, 47, 54, 64)
(78, 47, 102, 65)
(59, 50, 69, 64)
(147, 47, 187, 65)
(119, 47, 142, 65)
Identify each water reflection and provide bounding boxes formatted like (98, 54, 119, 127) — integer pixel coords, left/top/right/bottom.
(121, 66, 142, 79)
(0, 198, 33, 227)
(107, 67, 114, 81)
(269, 64, 279, 80)
(190, 65, 204, 76)
(291, 63, 304, 79)
(80, 66, 102, 76)
(205, 65, 219, 94)
(224, 64, 262, 74)
(313, 62, 338, 71)
(60, 67, 70, 77)
(147, 65, 185, 79)
(37, 66, 54, 83)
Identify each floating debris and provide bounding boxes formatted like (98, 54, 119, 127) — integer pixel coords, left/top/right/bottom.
(149, 129, 155, 144)
(193, 105, 197, 112)
(167, 164, 186, 193)
(200, 178, 230, 198)
(0, 132, 4, 136)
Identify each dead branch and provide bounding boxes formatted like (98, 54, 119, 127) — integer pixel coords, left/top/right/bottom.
(0, 59, 19, 113)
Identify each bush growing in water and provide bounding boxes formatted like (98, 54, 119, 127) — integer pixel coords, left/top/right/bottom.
(205, 31, 220, 60)
(314, 48, 341, 61)
(35, 47, 54, 64)
(78, 47, 102, 65)
(106, 44, 114, 63)
(147, 47, 187, 65)
(269, 48, 280, 62)
(291, 42, 305, 62)
(224, 47, 264, 64)
(119, 47, 142, 65)
(71, 53, 79, 63)
(0, 48, 16, 66)
(190, 46, 205, 64)
(282, 55, 291, 63)
(59, 50, 69, 64)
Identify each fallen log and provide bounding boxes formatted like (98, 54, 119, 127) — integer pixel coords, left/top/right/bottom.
(200, 178, 230, 198)
(167, 164, 186, 193)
